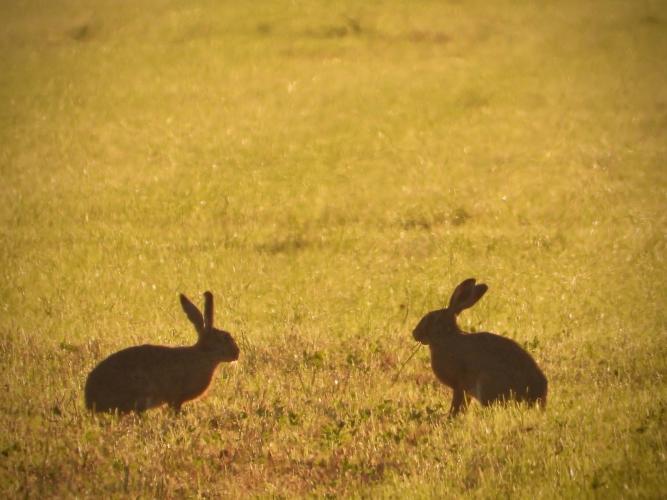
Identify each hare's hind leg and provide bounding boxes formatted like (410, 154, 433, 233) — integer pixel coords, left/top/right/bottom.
(535, 391, 547, 410)
(475, 373, 511, 407)
(531, 377, 548, 410)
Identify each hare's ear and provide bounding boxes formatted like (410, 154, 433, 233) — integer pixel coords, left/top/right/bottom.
(470, 283, 488, 307)
(448, 279, 487, 314)
(180, 294, 205, 337)
(203, 291, 214, 332)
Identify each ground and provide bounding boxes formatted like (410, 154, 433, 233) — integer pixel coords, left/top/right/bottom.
(0, 0, 666, 497)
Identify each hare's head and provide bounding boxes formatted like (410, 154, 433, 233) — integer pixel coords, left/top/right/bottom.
(180, 291, 240, 362)
(412, 278, 488, 345)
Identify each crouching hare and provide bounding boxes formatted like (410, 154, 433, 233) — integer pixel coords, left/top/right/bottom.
(85, 291, 239, 413)
(413, 278, 547, 417)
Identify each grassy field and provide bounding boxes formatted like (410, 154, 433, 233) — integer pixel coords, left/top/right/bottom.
(1, 0, 666, 497)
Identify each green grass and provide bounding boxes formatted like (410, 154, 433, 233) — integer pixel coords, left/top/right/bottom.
(1, 0, 666, 497)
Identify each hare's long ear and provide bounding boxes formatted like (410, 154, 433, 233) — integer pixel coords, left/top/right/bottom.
(448, 279, 487, 314)
(203, 291, 214, 332)
(180, 294, 205, 337)
(470, 283, 488, 307)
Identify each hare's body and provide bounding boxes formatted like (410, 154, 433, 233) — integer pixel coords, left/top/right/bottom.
(85, 292, 239, 414)
(86, 345, 225, 412)
(429, 331, 547, 408)
(414, 279, 547, 416)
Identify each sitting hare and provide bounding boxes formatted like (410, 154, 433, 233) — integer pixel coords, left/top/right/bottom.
(413, 278, 547, 417)
(85, 291, 239, 413)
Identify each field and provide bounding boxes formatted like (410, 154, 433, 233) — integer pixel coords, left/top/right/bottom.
(1, 0, 666, 497)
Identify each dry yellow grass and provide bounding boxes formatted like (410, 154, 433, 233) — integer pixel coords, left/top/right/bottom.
(1, 0, 665, 497)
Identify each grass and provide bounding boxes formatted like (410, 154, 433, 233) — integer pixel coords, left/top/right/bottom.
(1, 0, 666, 497)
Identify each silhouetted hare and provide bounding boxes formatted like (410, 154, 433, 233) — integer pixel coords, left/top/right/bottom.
(413, 278, 547, 417)
(85, 291, 239, 413)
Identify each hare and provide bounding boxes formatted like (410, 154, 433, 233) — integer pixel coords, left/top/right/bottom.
(413, 278, 547, 417)
(85, 291, 240, 413)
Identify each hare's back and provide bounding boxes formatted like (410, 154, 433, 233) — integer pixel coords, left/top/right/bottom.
(466, 333, 546, 385)
(91, 344, 175, 372)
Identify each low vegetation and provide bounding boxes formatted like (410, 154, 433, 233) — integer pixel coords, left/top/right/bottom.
(1, 0, 665, 497)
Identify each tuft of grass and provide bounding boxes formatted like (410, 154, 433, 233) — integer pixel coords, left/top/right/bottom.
(1, 0, 666, 497)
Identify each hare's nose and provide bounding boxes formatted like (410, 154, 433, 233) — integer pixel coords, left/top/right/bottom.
(412, 328, 427, 344)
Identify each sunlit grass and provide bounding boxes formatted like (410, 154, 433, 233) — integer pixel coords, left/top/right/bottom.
(1, 0, 666, 497)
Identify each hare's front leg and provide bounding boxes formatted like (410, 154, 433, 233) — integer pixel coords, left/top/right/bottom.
(449, 387, 468, 417)
(169, 399, 184, 414)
